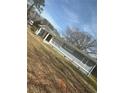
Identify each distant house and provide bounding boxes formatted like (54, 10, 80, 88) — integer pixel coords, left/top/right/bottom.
(35, 25, 97, 76)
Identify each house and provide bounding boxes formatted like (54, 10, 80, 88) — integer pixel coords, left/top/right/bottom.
(50, 38, 97, 76)
(35, 25, 56, 43)
(35, 25, 97, 76)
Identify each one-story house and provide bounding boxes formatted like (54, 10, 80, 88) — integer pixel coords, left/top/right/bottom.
(35, 25, 97, 76)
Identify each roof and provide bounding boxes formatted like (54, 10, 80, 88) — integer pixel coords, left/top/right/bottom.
(38, 25, 97, 64)
(64, 41, 97, 63)
(38, 25, 57, 37)
(53, 37, 97, 63)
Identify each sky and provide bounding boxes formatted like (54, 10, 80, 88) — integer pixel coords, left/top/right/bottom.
(41, 0, 97, 38)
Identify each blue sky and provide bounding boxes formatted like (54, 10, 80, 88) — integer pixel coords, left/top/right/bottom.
(41, 0, 97, 38)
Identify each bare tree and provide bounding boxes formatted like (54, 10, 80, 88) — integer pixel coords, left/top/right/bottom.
(64, 26, 97, 55)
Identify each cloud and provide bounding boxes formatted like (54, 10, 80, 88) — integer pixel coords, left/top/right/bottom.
(62, 4, 96, 37)
(64, 0, 70, 4)
(63, 6, 79, 23)
(82, 25, 91, 32)
(41, 11, 62, 31)
(81, 24, 96, 38)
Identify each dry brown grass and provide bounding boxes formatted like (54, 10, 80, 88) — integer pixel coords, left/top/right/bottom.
(27, 27, 96, 93)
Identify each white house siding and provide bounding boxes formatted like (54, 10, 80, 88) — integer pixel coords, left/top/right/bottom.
(49, 38, 95, 75)
(35, 27, 96, 75)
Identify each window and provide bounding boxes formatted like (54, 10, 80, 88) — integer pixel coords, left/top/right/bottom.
(86, 61, 96, 67)
(82, 58, 88, 64)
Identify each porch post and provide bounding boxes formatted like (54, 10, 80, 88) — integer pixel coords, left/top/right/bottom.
(87, 65, 96, 76)
(35, 28, 42, 35)
(43, 33, 50, 41)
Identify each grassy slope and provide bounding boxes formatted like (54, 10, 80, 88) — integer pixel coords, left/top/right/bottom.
(27, 27, 96, 93)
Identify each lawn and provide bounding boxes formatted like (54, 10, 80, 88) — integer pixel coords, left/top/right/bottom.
(27, 27, 97, 93)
